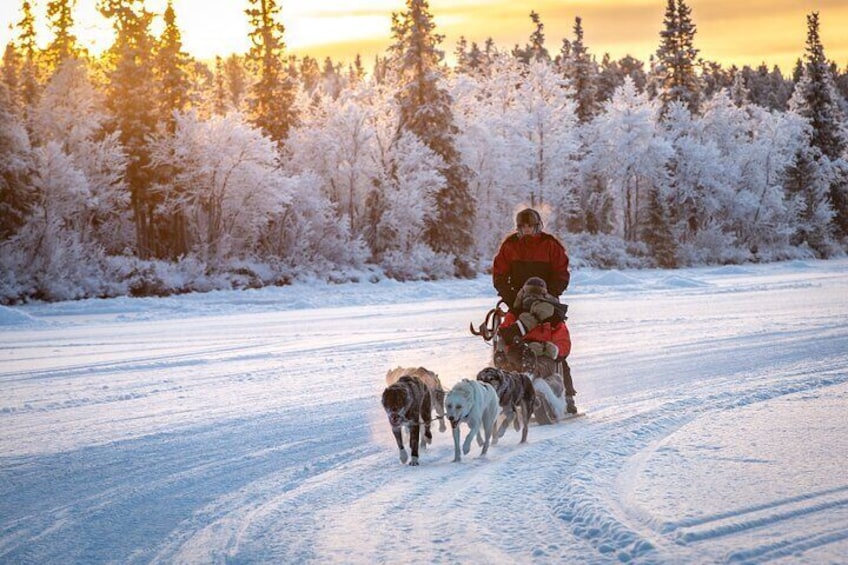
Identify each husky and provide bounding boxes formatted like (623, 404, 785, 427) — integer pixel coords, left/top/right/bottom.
(386, 366, 446, 432)
(444, 379, 499, 462)
(381, 375, 433, 466)
(475, 367, 535, 444)
(532, 372, 568, 424)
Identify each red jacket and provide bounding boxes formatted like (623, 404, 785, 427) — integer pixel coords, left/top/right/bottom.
(500, 311, 572, 359)
(492, 232, 569, 306)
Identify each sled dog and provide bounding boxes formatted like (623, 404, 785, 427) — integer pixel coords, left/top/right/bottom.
(476, 367, 535, 444)
(532, 372, 567, 424)
(386, 366, 446, 432)
(444, 378, 499, 462)
(381, 375, 433, 466)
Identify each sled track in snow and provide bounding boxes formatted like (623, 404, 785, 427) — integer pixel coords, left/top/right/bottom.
(155, 348, 848, 564)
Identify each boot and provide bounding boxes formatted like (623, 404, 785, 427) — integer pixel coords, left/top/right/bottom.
(565, 395, 577, 414)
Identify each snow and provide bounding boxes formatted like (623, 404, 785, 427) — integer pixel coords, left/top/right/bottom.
(1, 259, 847, 564)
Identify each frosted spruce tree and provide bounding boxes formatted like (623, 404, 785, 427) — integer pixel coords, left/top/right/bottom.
(789, 12, 848, 243)
(558, 16, 599, 123)
(513, 11, 550, 65)
(150, 0, 192, 258)
(388, 0, 476, 276)
(155, 1, 190, 133)
(12, 1, 41, 132)
(245, 0, 296, 146)
(44, 0, 82, 73)
(98, 0, 158, 257)
(654, 0, 702, 115)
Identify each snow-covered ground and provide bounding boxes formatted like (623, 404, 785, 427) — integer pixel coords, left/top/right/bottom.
(1, 259, 847, 564)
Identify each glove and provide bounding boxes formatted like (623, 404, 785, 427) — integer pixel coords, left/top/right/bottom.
(499, 323, 523, 345)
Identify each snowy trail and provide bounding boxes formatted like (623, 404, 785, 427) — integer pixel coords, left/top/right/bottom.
(1, 260, 847, 563)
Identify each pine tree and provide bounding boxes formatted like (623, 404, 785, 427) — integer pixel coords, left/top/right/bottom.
(213, 56, 227, 115)
(0, 82, 33, 242)
(299, 56, 320, 94)
(2, 43, 22, 117)
(155, 0, 191, 133)
(388, 0, 476, 275)
(221, 54, 248, 112)
(641, 184, 677, 267)
(655, 0, 702, 115)
(789, 12, 848, 241)
(98, 0, 158, 257)
(245, 0, 296, 145)
(348, 54, 365, 84)
(783, 142, 834, 255)
(560, 17, 598, 123)
(45, 0, 81, 72)
(513, 11, 550, 64)
(729, 70, 750, 107)
(14, 1, 41, 130)
(528, 11, 549, 62)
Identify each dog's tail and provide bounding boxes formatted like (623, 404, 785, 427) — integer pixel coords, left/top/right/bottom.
(533, 377, 565, 421)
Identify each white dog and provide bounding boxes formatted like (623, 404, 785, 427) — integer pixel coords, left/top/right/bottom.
(444, 378, 499, 462)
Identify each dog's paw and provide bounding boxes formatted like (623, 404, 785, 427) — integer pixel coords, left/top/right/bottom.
(399, 449, 409, 464)
(452, 456, 461, 463)
(409, 457, 419, 466)
(463, 442, 471, 455)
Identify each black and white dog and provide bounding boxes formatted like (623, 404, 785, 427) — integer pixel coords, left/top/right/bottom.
(476, 367, 535, 444)
(381, 375, 433, 466)
(385, 366, 446, 432)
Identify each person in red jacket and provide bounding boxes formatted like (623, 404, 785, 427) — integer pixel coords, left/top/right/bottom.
(493, 208, 570, 307)
(493, 209, 577, 414)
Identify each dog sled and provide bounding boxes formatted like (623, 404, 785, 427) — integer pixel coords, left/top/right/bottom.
(470, 301, 573, 425)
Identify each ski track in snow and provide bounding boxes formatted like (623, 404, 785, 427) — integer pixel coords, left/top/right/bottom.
(1, 260, 847, 563)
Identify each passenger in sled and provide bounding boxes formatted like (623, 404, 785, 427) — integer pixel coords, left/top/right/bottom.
(492, 208, 578, 415)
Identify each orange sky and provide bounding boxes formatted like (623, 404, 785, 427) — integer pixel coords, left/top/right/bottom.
(1, 0, 847, 73)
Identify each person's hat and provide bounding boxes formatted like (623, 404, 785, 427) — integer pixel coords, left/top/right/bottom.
(523, 277, 547, 292)
(515, 208, 542, 232)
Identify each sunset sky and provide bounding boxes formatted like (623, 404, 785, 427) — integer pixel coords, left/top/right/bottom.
(1, 0, 847, 73)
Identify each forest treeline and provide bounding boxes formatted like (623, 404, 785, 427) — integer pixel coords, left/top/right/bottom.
(1, 0, 847, 304)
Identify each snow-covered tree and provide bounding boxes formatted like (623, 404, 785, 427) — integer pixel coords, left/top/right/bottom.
(148, 111, 289, 267)
(260, 171, 368, 278)
(783, 139, 836, 255)
(12, 0, 42, 131)
(33, 57, 132, 255)
(0, 84, 33, 243)
(155, 0, 191, 133)
(662, 102, 732, 262)
(451, 54, 527, 262)
(513, 11, 550, 64)
(99, 0, 157, 257)
(245, 0, 296, 145)
(588, 78, 672, 243)
(389, 0, 476, 275)
(789, 11, 848, 242)
(736, 106, 808, 258)
(655, 0, 702, 115)
(285, 84, 387, 244)
(558, 17, 599, 123)
(44, 0, 81, 73)
(371, 131, 451, 279)
(511, 60, 580, 232)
